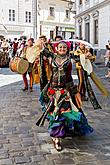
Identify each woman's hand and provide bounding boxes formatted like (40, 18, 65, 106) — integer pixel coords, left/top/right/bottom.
(85, 52, 92, 59)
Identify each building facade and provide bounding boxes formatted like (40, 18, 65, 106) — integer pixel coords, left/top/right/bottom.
(0, 0, 75, 40)
(0, 0, 35, 40)
(38, 0, 75, 40)
(75, 0, 110, 52)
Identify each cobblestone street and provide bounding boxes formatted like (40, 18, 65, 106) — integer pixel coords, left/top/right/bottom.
(0, 65, 110, 165)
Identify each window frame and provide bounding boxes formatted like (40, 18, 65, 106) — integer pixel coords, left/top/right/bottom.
(79, 24, 82, 39)
(79, 0, 83, 5)
(85, 22, 90, 42)
(9, 9, 15, 22)
(25, 11, 31, 23)
(94, 19, 98, 44)
(65, 10, 70, 19)
(49, 6, 55, 17)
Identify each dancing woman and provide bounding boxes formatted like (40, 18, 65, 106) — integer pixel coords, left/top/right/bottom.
(36, 41, 93, 151)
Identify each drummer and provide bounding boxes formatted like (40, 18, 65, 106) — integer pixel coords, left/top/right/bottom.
(21, 38, 34, 92)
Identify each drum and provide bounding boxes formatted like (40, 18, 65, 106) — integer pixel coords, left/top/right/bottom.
(9, 57, 29, 74)
(26, 44, 41, 63)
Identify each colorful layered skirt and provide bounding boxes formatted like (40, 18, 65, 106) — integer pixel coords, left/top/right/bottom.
(40, 87, 93, 138)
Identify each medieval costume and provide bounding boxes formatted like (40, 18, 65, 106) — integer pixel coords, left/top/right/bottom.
(74, 43, 108, 109)
(36, 41, 93, 151)
(21, 38, 34, 92)
(32, 38, 52, 90)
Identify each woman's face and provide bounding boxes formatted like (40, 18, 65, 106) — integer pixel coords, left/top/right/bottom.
(27, 40, 33, 46)
(80, 43, 85, 50)
(57, 43, 68, 55)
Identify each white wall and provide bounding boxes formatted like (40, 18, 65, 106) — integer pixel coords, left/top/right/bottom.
(0, 0, 34, 40)
(99, 6, 110, 48)
(76, 0, 110, 50)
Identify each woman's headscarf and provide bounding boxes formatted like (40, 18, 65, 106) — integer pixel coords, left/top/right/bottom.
(53, 41, 71, 53)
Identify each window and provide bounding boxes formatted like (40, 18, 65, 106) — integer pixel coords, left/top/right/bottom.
(79, 25, 82, 39)
(50, 31, 54, 39)
(85, 0, 89, 2)
(25, 11, 31, 23)
(85, 22, 90, 42)
(12, 10, 15, 21)
(9, 10, 11, 21)
(50, 7, 55, 17)
(79, 0, 83, 5)
(9, 9, 15, 21)
(66, 10, 70, 19)
(29, 12, 31, 23)
(94, 19, 98, 44)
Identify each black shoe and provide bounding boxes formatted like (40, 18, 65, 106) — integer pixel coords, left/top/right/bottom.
(22, 87, 28, 91)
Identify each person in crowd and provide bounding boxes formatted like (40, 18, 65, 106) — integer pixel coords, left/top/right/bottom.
(54, 35, 65, 53)
(8, 39, 13, 60)
(21, 38, 34, 92)
(1, 38, 9, 52)
(36, 41, 93, 151)
(104, 43, 110, 77)
(34, 35, 52, 91)
(12, 38, 19, 57)
(73, 42, 109, 109)
(73, 42, 103, 110)
(17, 38, 26, 56)
(0, 38, 9, 67)
(0, 39, 2, 48)
(54, 35, 63, 41)
(74, 36, 80, 51)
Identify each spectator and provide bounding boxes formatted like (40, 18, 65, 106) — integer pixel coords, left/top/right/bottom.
(54, 35, 63, 41)
(104, 44, 110, 77)
(12, 38, 19, 57)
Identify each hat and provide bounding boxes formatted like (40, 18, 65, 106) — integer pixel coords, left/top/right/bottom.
(28, 38, 34, 43)
(39, 35, 47, 41)
(53, 41, 71, 53)
(52, 41, 71, 53)
(58, 41, 71, 49)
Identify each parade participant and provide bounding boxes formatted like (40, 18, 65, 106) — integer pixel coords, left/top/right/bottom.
(53, 35, 63, 53)
(17, 39, 26, 56)
(35, 35, 52, 91)
(1, 38, 9, 52)
(73, 42, 109, 110)
(104, 44, 110, 77)
(21, 38, 34, 92)
(36, 41, 93, 151)
(0, 39, 9, 67)
(12, 38, 19, 57)
(74, 43, 96, 101)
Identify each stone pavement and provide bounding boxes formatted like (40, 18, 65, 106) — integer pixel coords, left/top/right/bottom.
(0, 65, 110, 165)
